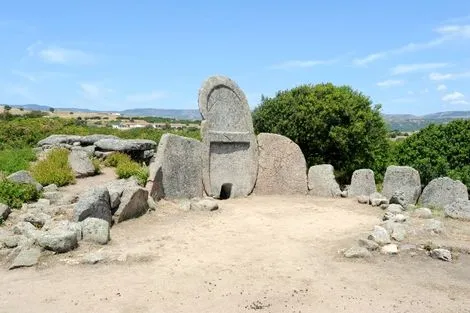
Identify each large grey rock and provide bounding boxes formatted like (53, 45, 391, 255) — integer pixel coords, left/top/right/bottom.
(344, 246, 372, 258)
(68, 150, 95, 178)
(444, 199, 470, 221)
(94, 138, 156, 152)
(9, 247, 41, 270)
(71, 145, 96, 157)
(114, 187, 149, 223)
(420, 177, 468, 209)
(368, 225, 391, 245)
(198, 76, 258, 198)
(81, 218, 110, 244)
(73, 187, 112, 224)
(0, 203, 11, 221)
(37, 230, 78, 253)
(254, 133, 307, 195)
(80, 134, 119, 145)
(149, 134, 203, 200)
(190, 198, 219, 211)
(382, 166, 421, 205)
(348, 169, 376, 197)
(37, 135, 82, 147)
(7, 170, 43, 191)
(307, 164, 341, 197)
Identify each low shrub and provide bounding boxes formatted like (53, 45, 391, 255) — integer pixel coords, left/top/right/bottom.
(103, 152, 132, 167)
(116, 161, 149, 186)
(0, 179, 41, 208)
(91, 158, 102, 175)
(0, 148, 36, 175)
(30, 148, 76, 187)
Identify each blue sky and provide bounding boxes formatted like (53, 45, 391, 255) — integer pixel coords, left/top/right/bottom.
(1, 1, 470, 115)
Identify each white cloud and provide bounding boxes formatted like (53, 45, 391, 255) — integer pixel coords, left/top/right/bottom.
(390, 63, 449, 75)
(442, 91, 465, 102)
(449, 99, 469, 105)
(376, 79, 404, 87)
(429, 71, 470, 81)
(79, 83, 113, 100)
(437, 84, 447, 91)
(270, 58, 338, 70)
(434, 24, 470, 38)
(39, 46, 94, 65)
(126, 91, 167, 103)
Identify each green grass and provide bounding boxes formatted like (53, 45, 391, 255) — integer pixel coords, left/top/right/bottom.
(30, 148, 76, 187)
(0, 179, 41, 208)
(0, 148, 36, 175)
(104, 152, 149, 186)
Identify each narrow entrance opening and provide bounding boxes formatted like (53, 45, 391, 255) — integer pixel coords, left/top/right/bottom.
(219, 183, 232, 200)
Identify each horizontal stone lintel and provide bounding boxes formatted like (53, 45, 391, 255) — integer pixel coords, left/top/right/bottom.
(207, 131, 251, 143)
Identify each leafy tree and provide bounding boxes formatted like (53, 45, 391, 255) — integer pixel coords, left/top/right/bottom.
(395, 119, 470, 188)
(252, 83, 390, 184)
(19, 107, 24, 111)
(4, 105, 12, 111)
(49, 107, 55, 113)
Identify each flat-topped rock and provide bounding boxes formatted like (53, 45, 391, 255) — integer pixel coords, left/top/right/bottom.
(37, 135, 83, 147)
(420, 177, 468, 209)
(94, 138, 156, 152)
(348, 169, 376, 197)
(382, 166, 421, 205)
(254, 133, 307, 195)
(198, 75, 258, 198)
(150, 133, 203, 200)
(307, 164, 341, 197)
(80, 134, 119, 145)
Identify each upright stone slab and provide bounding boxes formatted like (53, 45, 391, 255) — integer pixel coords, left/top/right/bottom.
(382, 166, 421, 205)
(348, 169, 377, 197)
(150, 133, 203, 200)
(198, 76, 258, 198)
(420, 177, 468, 209)
(308, 164, 341, 197)
(254, 133, 307, 195)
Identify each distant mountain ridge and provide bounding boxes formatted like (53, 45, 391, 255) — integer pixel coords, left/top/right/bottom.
(7, 104, 470, 131)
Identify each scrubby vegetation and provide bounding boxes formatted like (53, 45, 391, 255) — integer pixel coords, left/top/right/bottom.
(104, 152, 149, 186)
(0, 148, 36, 175)
(253, 83, 390, 184)
(0, 180, 40, 208)
(30, 148, 76, 187)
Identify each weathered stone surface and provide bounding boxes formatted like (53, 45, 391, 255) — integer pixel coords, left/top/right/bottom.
(381, 244, 398, 255)
(420, 177, 468, 209)
(413, 207, 433, 219)
(68, 150, 95, 178)
(0, 203, 11, 220)
(430, 248, 452, 262)
(150, 134, 203, 200)
(80, 134, 119, 145)
(94, 138, 156, 151)
(382, 166, 421, 205)
(1, 235, 23, 248)
(444, 199, 470, 221)
(71, 145, 96, 157)
(114, 187, 149, 223)
(368, 225, 391, 245)
(386, 204, 404, 214)
(37, 135, 82, 147)
(357, 195, 369, 204)
(369, 192, 388, 207)
(9, 247, 41, 270)
(7, 170, 42, 191)
(81, 218, 110, 245)
(392, 214, 407, 223)
(190, 198, 219, 211)
(23, 212, 51, 228)
(73, 187, 112, 224)
(37, 230, 78, 253)
(109, 192, 121, 211)
(390, 223, 407, 241)
(344, 246, 372, 258)
(348, 169, 376, 197)
(307, 164, 340, 197)
(42, 191, 63, 204)
(198, 76, 258, 198)
(12, 222, 40, 239)
(254, 133, 307, 195)
(358, 238, 379, 251)
(43, 184, 58, 192)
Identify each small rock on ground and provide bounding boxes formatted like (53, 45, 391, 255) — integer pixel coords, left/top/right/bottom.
(430, 248, 452, 262)
(358, 238, 379, 251)
(344, 246, 372, 258)
(357, 195, 369, 204)
(381, 244, 398, 255)
(81, 218, 110, 245)
(9, 246, 41, 270)
(368, 225, 391, 245)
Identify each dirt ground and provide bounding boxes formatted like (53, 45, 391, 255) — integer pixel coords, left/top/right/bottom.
(1, 192, 470, 313)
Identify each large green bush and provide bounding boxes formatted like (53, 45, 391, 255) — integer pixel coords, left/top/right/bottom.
(252, 83, 390, 184)
(104, 152, 149, 186)
(395, 119, 470, 188)
(0, 148, 36, 175)
(30, 148, 76, 186)
(0, 180, 40, 209)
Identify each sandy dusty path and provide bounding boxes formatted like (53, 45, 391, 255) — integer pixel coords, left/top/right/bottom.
(1, 196, 469, 313)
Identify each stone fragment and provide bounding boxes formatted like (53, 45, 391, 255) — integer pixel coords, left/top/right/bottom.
(190, 198, 219, 211)
(7, 170, 42, 191)
(12, 222, 40, 239)
(413, 207, 433, 219)
(358, 238, 379, 251)
(307, 164, 341, 197)
(368, 225, 391, 245)
(420, 177, 468, 209)
(369, 192, 388, 207)
(390, 223, 407, 241)
(23, 212, 51, 228)
(386, 204, 404, 214)
(1, 235, 23, 248)
(114, 187, 149, 223)
(430, 248, 452, 262)
(68, 150, 95, 178)
(392, 214, 407, 223)
(81, 218, 110, 245)
(348, 169, 376, 197)
(198, 76, 258, 198)
(0, 203, 11, 221)
(254, 133, 308, 195)
(42, 191, 63, 204)
(390, 191, 407, 207)
(381, 244, 398, 255)
(37, 230, 78, 253)
(357, 195, 369, 204)
(149, 134, 203, 200)
(444, 199, 470, 221)
(344, 246, 372, 258)
(109, 192, 121, 211)
(9, 247, 41, 270)
(73, 187, 112, 224)
(382, 166, 421, 205)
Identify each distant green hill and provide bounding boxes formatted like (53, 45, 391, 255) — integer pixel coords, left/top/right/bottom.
(383, 111, 470, 132)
